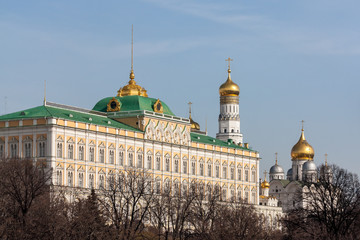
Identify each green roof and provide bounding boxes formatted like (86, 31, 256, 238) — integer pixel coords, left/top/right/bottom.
(92, 95, 175, 116)
(190, 132, 257, 152)
(0, 105, 141, 132)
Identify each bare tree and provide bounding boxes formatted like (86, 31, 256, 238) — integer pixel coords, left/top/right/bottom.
(0, 157, 52, 238)
(98, 169, 155, 240)
(283, 164, 360, 240)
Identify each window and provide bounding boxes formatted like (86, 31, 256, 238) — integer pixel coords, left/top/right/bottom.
(182, 161, 187, 174)
(191, 162, 196, 175)
(89, 147, 95, 162)
(237, 190, 242, 201)
(207, 164, 212, 177)
(215, 165, 220, 178)
(222, 166, 227, 179)
(99, 175, 105, 189)
(245, 170, 249, 182)
(155, 181, 161, 194)
(224, 129, 227, 133)
(99, 149, 105, 163)
(67, 171, 73, 187)
(199, 163, 204, 176)
(24, 143, 32, 158)
(222, 189, 227, 201)
(78, 146, 84, 160)
(251, 170, 256, 182)
(238, 168, 242, 181)
(56, 170, 62, 185)
(245, 191, 249, 203)
(147, 155, 152, 169)
(252, 192, 256, 204)
(109, 150, 114, 164)
(0, 144, 3, 158)
(119, 151, 124, 166)
(174, 159, 179, 172)
(78, 173, 84, 187)
(39, 142, 46, 157)
(10, 143, 18, 158)
(89, 174, 94, 188)
(128, 153, 133, 167)
(68, 144, 74, 159)
(230, 167, 235, 180)
(137, 154, 142, 168)
(156, 156, 161, 170)
(174, 182, 179, 196)
(165, 157, 170, 172)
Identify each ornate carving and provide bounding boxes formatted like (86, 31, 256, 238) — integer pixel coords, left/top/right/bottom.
(107, 97, 121, 112)
(153, 99, 163, 113)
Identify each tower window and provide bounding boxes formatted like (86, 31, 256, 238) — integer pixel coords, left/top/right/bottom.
(231, 129, 234, 133)
(224, 129, 227, 133)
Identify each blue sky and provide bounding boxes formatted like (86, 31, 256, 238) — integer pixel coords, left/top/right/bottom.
(1, 0, 359, 176)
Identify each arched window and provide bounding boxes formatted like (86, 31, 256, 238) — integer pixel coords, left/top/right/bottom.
(10, 143, 18, 158)
(109, 150, 114, 164)
(78, 146, 84, 160)
(89, 147, 95, 162)
(238, 168, 242, 181)
(199, 163, 204, 176)
(165, 157, 170, 172)
(245, 170, 249, 181)
(137, 154, 143, 168)
(147, 155, 152, 169)
(222, 166, 227, 179)
(128, 153, 133, 167)
(230, 167, 235, 180)
(191, 162, 196, 175)
(182, 161, 187, 174)
(156, 156, 161, 170)
(207, 164, 212, 177)
(67, 171, 73, 187)
(57, 143, 63, 158)
(78, 173, 84, 187)
(89, 174, 94, 188)
(99, 149, 105, 163)
(56, 170, 62, 185)
(24, 143, 32, 158)
(119, 151, 124, 166)
(224, 129, 227, 133)
(251, 170, 256, 182)
(174, 159, 179, 172)
(215, 165, 220, 178)
(99, 175, 105, 189)
(68, 144, 74, 159)
(39, 142, 46, 157)
(0, 144, 4, 158)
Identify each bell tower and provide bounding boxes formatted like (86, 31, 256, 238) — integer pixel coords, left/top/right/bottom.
(216, 58, 243, 144)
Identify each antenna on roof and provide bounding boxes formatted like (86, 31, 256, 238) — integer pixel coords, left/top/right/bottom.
(43, 80, 47, 106)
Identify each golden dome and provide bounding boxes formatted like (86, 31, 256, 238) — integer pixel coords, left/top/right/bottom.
(261, 179, 270, 189)
(117, 70, 148, 97)
(219, 69, 240, 96)
(291, 129, 314, 160)
(190, 117, 200, 130)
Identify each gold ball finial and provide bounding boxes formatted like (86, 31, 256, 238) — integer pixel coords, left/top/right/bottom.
(219, 58, 240, 97)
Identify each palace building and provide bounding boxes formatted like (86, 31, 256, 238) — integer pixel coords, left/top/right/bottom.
(0, 59, 262, 205)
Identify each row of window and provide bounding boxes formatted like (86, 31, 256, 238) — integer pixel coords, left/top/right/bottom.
(55, 170, 257, 203)
(0, 142, 46, 158)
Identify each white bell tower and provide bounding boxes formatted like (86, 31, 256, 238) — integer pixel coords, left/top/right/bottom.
(216, 58, 243, 144)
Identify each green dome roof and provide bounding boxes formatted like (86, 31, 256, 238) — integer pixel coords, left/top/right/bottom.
(92, 95, 175, 116)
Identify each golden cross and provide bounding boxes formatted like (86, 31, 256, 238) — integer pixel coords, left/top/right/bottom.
(263, 170, 268, 180)
(301, 120, 305, 130)
(225, 57, 233, 70)
(188, 102, 192, 118)
(325, 153, 328, 166)
(131, 24, 134, 71)
(275, 152, 278, 165)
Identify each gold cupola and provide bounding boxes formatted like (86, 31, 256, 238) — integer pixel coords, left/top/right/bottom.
(117, 70, 148, 97)
(291, 126, 314, 161)
(261, 179, 270, 189)
(188, 102, 200, 130)
(219, 58, 240, 97)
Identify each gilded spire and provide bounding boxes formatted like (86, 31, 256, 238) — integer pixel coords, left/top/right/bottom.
(188, 101, 200, 130)
(188, 101, 192, 118)
(117, 25, 148, 97)
(325, 153, 328, 166)
(275, 152, 278, 165)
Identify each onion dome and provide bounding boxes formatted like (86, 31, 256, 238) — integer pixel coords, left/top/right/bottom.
(219, 69, 240, 97)
(190, 117, 200, 130)
(117, 70, 148, 97)
(270, 164, 284, 175)
(291, 128, 314, 160)
(270, 154, 284, 174)
(287, 168, 293, 178)
(303, 161, 317, 172)
(261, 179, 270, 189)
